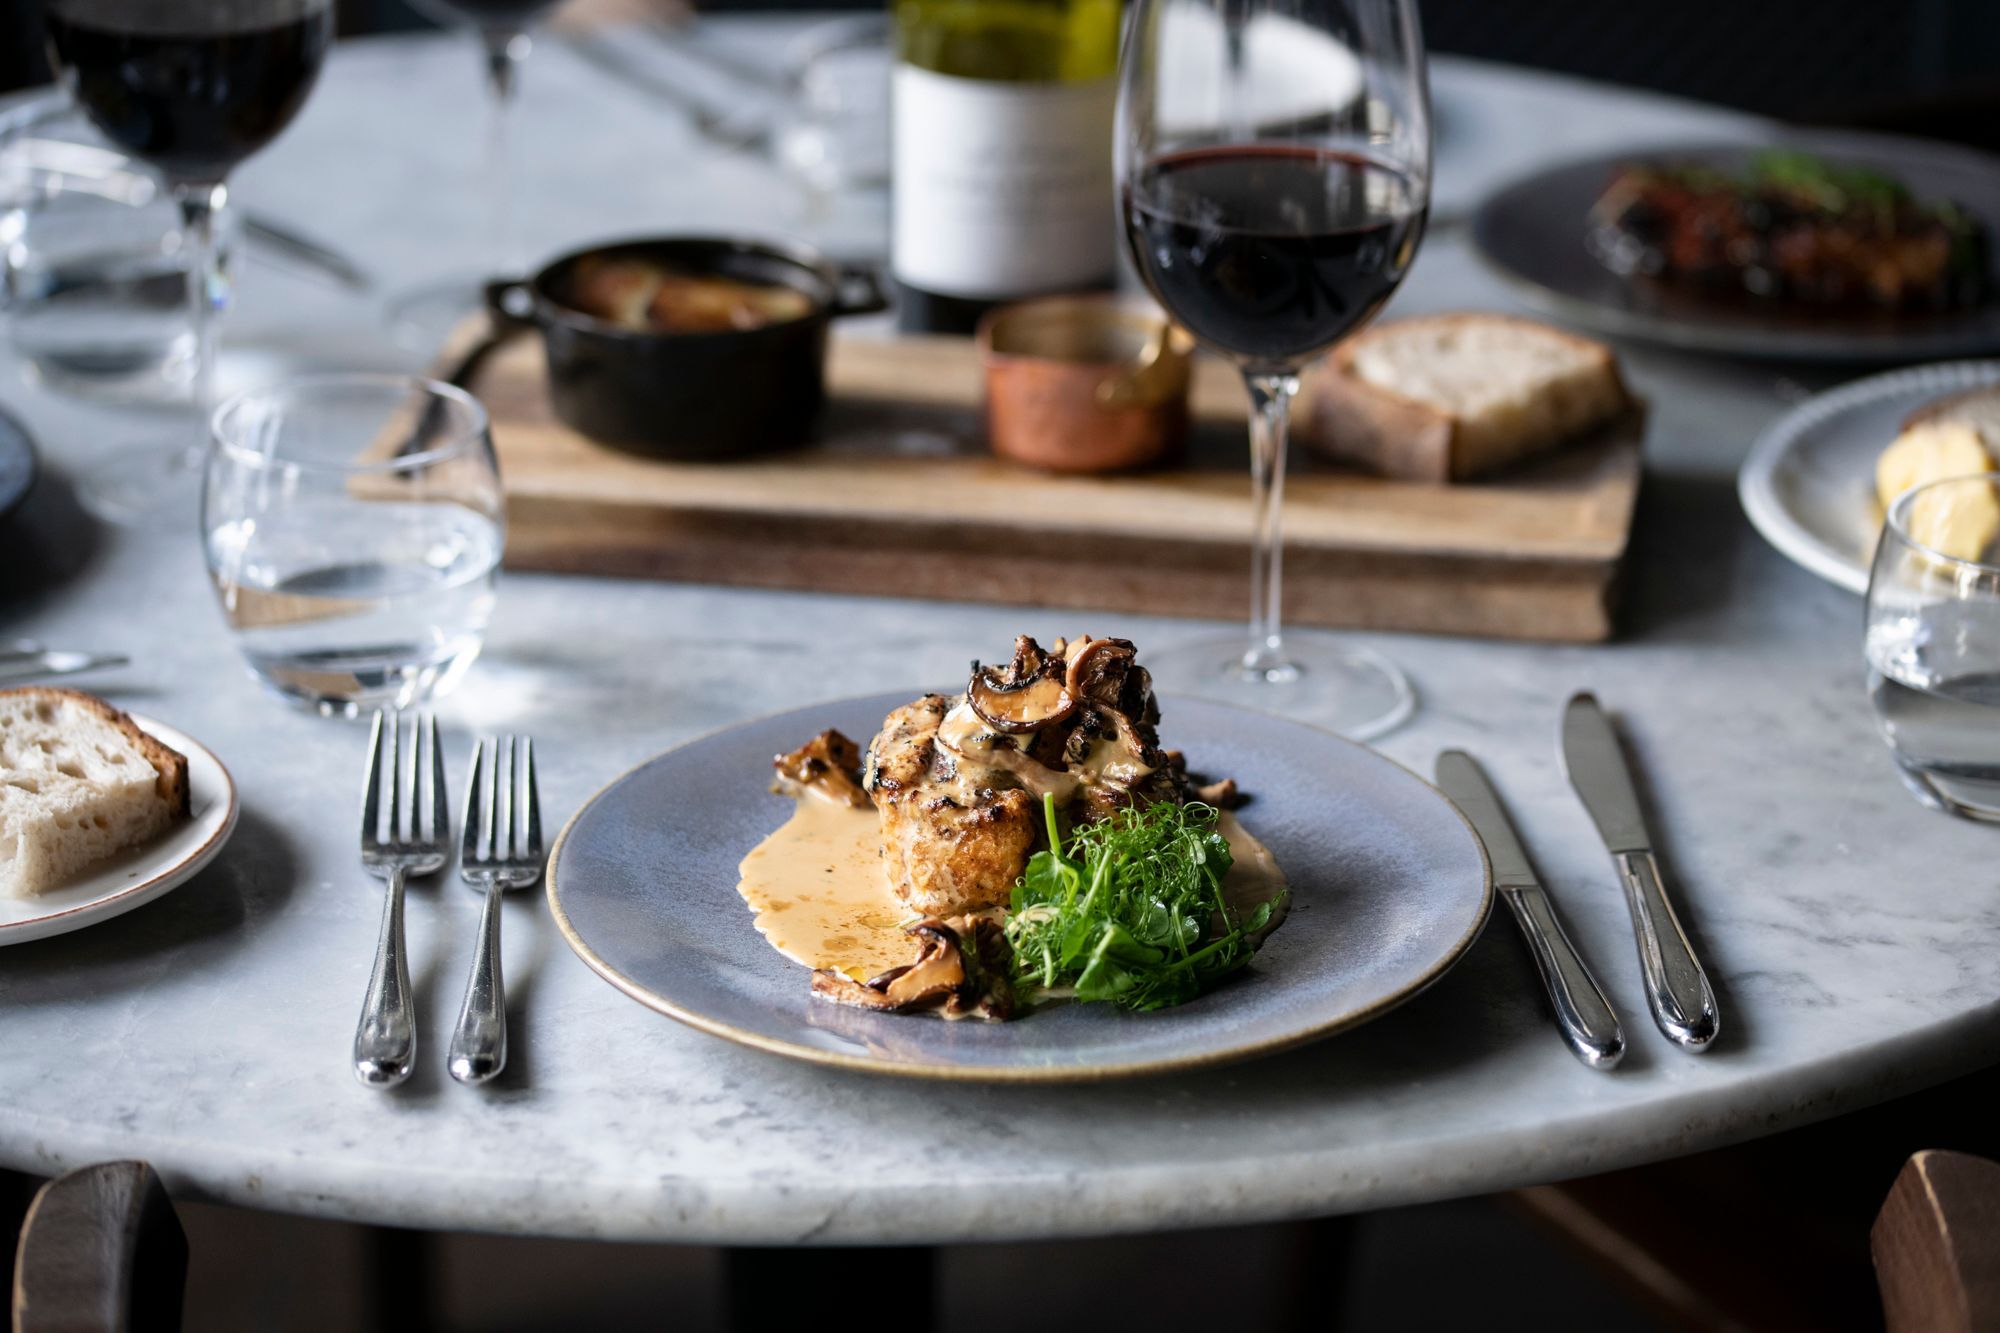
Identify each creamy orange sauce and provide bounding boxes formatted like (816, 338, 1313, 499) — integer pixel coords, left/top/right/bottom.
(736, 797, 1288, 980)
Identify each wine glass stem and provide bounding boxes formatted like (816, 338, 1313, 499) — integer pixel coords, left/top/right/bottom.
(1243, 371, 1299, 678)
(481, 28, 530, 277)
(173, 180, 229, 472)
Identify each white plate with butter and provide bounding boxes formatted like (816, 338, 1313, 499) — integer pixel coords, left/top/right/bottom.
(0, 717, 238, 945)
(1740, 360, 2000, 594)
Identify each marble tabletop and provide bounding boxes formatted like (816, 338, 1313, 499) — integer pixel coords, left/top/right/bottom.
(0, 25, 1992, 1246)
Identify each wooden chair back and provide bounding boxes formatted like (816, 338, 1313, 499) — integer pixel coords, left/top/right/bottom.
(11, 1162, 185, 1333)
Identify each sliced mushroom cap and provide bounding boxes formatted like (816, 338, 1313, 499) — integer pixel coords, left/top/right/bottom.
(1064, 636, 1137, 706)
(967, 665, 1078, 734)
(810, 969, 904, 1010)
(810, 920, 976, 1012)
(772, 729, 870, 809)
(878, 922, 972, 1006)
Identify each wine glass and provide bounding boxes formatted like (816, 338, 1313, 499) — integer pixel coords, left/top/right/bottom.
(41, 0, 334, 522)
(387, 0, 562, 354)
(1116, 0, 1430, 738)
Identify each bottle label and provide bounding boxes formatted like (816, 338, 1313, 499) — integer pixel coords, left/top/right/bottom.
(892, 65, 1115, 299)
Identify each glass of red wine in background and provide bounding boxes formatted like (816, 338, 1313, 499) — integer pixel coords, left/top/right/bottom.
(43, 0, 334, 520)
(387, 0, 562, 352)
(1116, 0, 1430, 738)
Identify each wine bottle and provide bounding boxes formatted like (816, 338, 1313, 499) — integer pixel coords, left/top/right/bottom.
(891, 0, 1121, 334)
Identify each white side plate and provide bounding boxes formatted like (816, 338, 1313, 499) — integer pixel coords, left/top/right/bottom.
(1740, 360, 2000, 595)
(0, 716, 238, 945)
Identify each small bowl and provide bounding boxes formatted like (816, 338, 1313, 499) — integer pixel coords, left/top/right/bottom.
(488, 236, 887, 460)
(977, 297, 1193, 474)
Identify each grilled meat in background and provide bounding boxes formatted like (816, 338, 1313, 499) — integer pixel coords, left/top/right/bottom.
(1588, 150, 1989, 314)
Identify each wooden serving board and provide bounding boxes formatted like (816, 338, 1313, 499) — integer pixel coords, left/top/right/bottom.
(469, 332, 1643, 642)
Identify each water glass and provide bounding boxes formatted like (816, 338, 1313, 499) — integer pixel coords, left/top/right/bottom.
(1, 103, 224, 401)
(203, 375, 505, 716)
(1865, 474, 2000, 819)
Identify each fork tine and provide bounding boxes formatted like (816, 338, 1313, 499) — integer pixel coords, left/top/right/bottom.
(361, 710, 386, 849)
(426, 715, 447, 845)
(386, 711, 403, 843)
(499, 735, 517, 861)
(481, 732, 500, 861)
(461, 738, 485, 865)
(522, 738, 542, 859)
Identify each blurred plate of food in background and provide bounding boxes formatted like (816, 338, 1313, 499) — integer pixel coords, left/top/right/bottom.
(1740, 360, 2000, 593)
(1473, 132, 2000, 362)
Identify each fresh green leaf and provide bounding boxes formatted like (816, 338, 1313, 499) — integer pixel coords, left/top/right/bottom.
(1003, 793, 1284, 1012)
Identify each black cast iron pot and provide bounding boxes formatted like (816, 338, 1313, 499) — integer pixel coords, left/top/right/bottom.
(487, 236, 887, 460)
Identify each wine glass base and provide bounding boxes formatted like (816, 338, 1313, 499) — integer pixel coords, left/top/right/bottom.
(1147, 633, 1416, 741)
(385, 276, 491, 359)
(79, 442, 205, 525)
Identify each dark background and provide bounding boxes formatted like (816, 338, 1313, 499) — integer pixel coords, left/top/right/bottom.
(6, 0, 2000, 143)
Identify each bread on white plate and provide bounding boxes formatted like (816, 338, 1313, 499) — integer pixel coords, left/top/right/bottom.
(1873, 388, 2000, 561)
(1904, 384, 2000, 444)
(1299, 313, 1639, 482)
(0, 687, 189, 898)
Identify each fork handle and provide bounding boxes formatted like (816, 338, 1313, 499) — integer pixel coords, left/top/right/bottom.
(448, 882, 507, 1085)
(353, 866, 415, 1088)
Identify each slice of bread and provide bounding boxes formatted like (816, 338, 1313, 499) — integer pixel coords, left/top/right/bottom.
(0, 688, 190, 898)
(1299, 314, 1638, 482)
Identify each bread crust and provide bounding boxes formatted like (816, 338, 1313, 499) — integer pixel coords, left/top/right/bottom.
(1300, 313, 1635, 482)
(0, 687, 189, 819)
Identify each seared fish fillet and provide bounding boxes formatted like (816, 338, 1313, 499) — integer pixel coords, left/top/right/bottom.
(864, 695, 1037, 917)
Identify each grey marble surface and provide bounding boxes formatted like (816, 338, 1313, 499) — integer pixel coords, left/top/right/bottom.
(0, 27, 1990, 1244)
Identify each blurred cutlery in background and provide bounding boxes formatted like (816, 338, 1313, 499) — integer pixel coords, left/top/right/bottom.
(0, 641, 129, 683)
(558, 29, 772, 154)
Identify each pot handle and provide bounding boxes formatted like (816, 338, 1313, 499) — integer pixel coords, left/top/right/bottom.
(483, 277, 540, 333)
(429, 278, 537, 389)
(830, 265, 890, 318)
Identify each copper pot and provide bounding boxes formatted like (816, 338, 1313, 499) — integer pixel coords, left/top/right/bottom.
(977, 297, 1193, 474)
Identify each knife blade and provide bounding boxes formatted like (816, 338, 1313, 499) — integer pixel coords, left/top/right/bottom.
(0, 651, 129, 683)
(1436, 751, 1624, 1070)
(1559, 692, 1719, 1050)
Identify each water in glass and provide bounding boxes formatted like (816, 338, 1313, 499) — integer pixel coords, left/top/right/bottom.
(208, 500, 500, 710)
(1865, 473, 2000, 820)
(204, 374, 505, 715)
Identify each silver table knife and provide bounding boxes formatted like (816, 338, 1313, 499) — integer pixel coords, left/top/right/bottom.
(1560, 692, 1720, 1051)
(1436, 751, 1625, 1069)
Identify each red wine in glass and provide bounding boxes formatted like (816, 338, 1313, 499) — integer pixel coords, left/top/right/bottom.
(1114, 0, 1431, 738)
(45, 0, 333, 187)
(1124, 146, 1426, 370)
(42, 0, 332, 521)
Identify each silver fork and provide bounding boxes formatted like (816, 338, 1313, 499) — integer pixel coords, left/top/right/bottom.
(353, 711, 448, 1089)
(447, 736, 543, 1086)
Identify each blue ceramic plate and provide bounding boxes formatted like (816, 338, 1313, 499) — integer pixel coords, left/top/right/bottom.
(0, 408, 36, 520)
(548, 693, 1492, 1082)
(1472, 133, 2000, 362)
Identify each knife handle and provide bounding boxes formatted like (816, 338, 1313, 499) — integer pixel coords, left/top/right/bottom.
(1501, 885, 1625, 1069)
(1615, 850, 1720, 1050)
